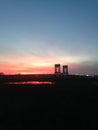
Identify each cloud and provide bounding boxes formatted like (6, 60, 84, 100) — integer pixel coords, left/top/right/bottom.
(69, 61, 98, 75)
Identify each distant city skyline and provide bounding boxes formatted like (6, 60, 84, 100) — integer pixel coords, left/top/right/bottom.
(0, 0, 98, 75)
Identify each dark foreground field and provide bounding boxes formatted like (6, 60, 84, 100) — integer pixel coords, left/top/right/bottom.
(0, 77, 98, 130)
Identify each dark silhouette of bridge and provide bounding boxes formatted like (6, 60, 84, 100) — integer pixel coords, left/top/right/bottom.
(55, 64, 68, 75)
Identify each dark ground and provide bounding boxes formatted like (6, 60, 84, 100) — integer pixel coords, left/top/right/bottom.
(0, 75, 98, 130)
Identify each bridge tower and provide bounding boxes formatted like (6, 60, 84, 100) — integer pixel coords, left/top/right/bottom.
(63, 65, 68, 75)
(55, 64, 61, 74)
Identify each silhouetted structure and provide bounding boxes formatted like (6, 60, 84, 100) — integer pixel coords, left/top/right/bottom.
(63, 65, 68, 75)
(55, 64, 61, 74)
(55, 64, 69, 75)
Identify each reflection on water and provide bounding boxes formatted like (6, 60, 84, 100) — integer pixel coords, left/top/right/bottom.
(8, 81, 54, 85)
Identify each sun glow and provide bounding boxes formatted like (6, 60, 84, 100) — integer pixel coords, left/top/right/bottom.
(0, 63, 54, 74)
(0, 52, 90, 75)
(32, 62, 52, 67)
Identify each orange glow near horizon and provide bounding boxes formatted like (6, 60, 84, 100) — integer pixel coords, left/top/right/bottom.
(0, 60, 79, 75)
(0, 54, 87, 75)
(0, 63, 54, 74)
(0, 54, 57, 74)
(0, 62, 94, 75)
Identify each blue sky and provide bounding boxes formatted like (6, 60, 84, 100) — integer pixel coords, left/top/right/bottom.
(0, 0, 98, 75)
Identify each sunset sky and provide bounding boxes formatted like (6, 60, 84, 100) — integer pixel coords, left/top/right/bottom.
(0, 0, 98, 75)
